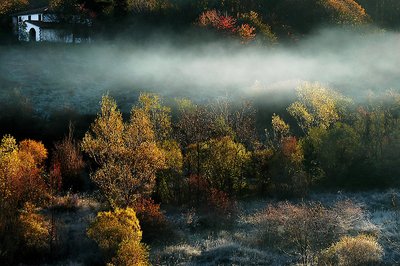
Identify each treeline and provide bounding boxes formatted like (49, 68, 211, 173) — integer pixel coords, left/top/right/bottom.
(2, 0, 400, 43)
(1, 82, 400, 264)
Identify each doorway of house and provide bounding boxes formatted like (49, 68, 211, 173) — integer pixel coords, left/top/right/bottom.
(29, 28, 36, 42)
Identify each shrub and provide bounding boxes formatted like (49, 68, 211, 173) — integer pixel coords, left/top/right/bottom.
(19, 203, 50, 254)
(51, 192, 80, 212)
(133, 198, 168, 242)
(205, 188, 237, 227)
(111, 239, 150, 266)
(187, 174, 209, 205)
(319, 235, 383, 266)
(87, 207, 147, 264)
(52, 126, 85, 191)
(259, 201, 367, 265)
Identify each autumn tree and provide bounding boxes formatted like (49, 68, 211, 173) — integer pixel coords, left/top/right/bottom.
(241, 11, 277, 45)
(156, 139, 184, 204)
(0, 135, 49, 264)
(82, 95, 165, 208)
(136, 93, 172, 142)
(308, 123, 362, 186)
(287, 83, 357, 186)
(0, 135, 48, 211)
(273, 0, 369, 34)
(186, 136, 251, 194)
(351, 90, 400, 186)
(264, 114, 309, 197)
(321, 0, 370, 25)
(0, 0, 28, 16)
(208, 97, 258, 149)
(134, 93, 186, 206)
(287, 82, 349, 134)
(176, 98, 214, 175)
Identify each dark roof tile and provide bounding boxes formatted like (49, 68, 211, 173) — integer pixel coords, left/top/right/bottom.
(12, 7, 50, 16)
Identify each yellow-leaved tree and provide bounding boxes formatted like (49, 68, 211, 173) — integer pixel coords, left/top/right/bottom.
(287, 82, 349, 133)
(321, 0, 370, 25)
(82, 95, 166, 208)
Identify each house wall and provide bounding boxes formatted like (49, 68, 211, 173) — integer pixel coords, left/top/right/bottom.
(41, 29, 74, 43)
(23, 22, 41, 41)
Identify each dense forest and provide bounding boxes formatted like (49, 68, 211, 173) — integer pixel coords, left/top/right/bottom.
(1, 0, 400, 265)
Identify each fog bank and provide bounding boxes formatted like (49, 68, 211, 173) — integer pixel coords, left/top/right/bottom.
(0, 28, 399, 114)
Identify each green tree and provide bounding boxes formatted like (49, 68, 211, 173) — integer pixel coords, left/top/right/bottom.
(307, 123, 362, 185)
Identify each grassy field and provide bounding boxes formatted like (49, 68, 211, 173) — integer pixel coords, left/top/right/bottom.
(47, 190, 400, 265)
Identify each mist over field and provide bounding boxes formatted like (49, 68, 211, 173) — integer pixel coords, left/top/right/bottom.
(0, 28, 399, 114)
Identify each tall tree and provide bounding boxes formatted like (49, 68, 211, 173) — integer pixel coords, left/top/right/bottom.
(82, 95, 165, 208)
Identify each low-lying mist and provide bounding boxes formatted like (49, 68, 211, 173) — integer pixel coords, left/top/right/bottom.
(0, 27, 399, 114)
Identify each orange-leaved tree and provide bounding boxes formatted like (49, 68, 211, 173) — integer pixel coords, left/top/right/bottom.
(0, 135, 49, 263)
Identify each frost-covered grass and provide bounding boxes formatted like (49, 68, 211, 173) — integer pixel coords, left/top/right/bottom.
(152, 190, 400, 265)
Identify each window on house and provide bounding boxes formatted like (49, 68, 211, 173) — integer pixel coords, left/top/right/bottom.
(38, 15, 42, 21)
(28, 15, 31, 20)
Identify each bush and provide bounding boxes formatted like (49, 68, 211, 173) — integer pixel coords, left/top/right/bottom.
(320, 235, 384, 266)
(51, 192, 80, 212)
(133, 198, 168, 243)
(112, 239, 150, 266)
(52, 126, 85, 191)
(259, 201, 367, 265)
(87, 208, 148, 264)
(19, 203, 50, 255)
(204, 188, 238, 227)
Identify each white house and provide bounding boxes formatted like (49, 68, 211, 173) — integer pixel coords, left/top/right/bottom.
(12, 7, 91, 43)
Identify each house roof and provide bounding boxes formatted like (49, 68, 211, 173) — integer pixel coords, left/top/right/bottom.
(25, 20, 92, 30)
(12, 7, 50, 16)
(25, 20, 64, 29)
